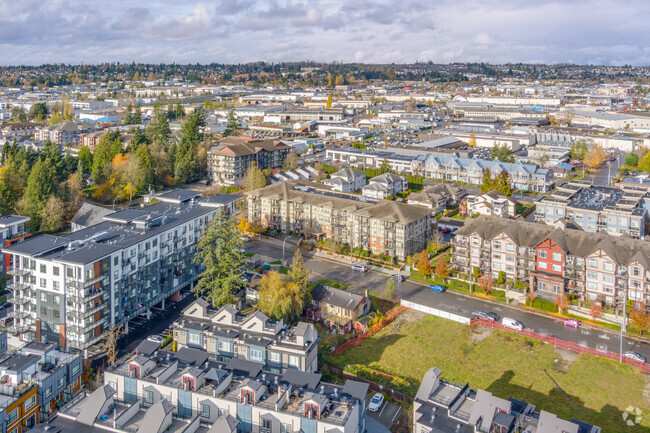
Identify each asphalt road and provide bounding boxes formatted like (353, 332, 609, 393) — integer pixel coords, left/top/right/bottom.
(246, 240, 650, 361)
(584, 152, 625, 186)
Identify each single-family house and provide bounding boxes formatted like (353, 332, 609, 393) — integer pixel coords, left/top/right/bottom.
(322, 168, 366, 192)
(361, 173, 408, 199)
(465, 190, 519, 218)
(408, 183, 466, 214)
(306, 285, 370, 333)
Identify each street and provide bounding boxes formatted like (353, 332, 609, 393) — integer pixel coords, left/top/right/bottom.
(246, 239, 650, 361)
(584, 152, 625, 186)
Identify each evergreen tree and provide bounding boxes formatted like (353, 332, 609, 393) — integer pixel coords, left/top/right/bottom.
(91, 135, 114, 184)
(192, 211, 247, 307)
(480, 168, 493, 193)
(78, 146, 93, 173)
(147, 103, 171, 148)
(288, 249, 310, 305)
(378, 158, 392, 174)
(132, 105, 142, 124)
(124, 105, 132, 125)
(495, 169, 513, 196)
(223, 110, 241, 137)
(21, 158, 57, 231)
(244, 162, 267, 192)
(135, 143, 154, 189)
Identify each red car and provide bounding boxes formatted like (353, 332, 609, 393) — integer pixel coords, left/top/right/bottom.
(563, 318, 580, 328)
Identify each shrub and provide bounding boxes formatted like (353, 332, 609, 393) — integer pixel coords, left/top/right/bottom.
(525, 298, 558, 313)
(497, 271, 506, 285)
(344, 364, 411, 394)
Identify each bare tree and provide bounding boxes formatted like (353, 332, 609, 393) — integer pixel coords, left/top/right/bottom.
(102, 324, 125, 366)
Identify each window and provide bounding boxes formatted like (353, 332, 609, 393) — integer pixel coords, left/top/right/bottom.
(553, 285, 560, 294)
(109, 381, 117, 392)
(269, 352, 281, 364)
(603, 261, 614, 272)
(40, 264, 46, 273)
(281, 423, 292, 433)
(587, 282, 598, 291)
(262, 419, 272, 430)
(7, 408, 16, 423)
(53, 266, 59, 276)
(492, 253, 501, 260)
(218, 408, 228, 417)
(631, 267, 641, 277)
(218, 341, 231, 353)
(25, 394, 36, 410)
(493, 241, 501, 249)
(72, 364, 80, 376)
(201, 403, 210, 418)
(53, 281, 60, 290)
(471, 248, 479, 256)
(471, 237, 479, 246)
(603, 274, 613, 283)
(552, 252, 561, 262)
(493, 263, 501, 270)
(58, 377, 65, 389)
(506, 255, 514, 262)
(187, 332, 202, 347)
(538, 281, 546, 291)
(506, 243, 514, 252)
(40, 278, 46, 288)
(114, 256, 119, 265)
(40, 292, 47, 302)
(45, 386, 52, 398)
(144, 390, 153, 404)
(538, 250, 547, 259)
(588, 259, 597, 269)
(587, 271, 597, 280)
(603, 286, 614, 294)
(552, 264, 561, 272)
(249, 349, 263, 362)
(288, 355, 300, 368)
(538, 262, 547, 269)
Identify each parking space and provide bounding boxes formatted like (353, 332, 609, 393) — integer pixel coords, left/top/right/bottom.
(364, 393, 401, 430)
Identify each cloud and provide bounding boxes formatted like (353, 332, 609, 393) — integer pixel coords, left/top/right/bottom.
(0, 0, 649, 65)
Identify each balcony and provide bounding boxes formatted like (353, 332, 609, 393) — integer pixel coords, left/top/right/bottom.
(7, 281, 29, 291)
(7, 267, 29, 277)
(66, 274, 104, 289)
(10, 310, 29, 320)
(8, 296, 29, 306)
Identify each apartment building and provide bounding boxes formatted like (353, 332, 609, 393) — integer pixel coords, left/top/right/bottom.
(535, 181, 647, 238)
(246, 181, 431, 259)
(173, 299, 319, 374)
(2, 190, 238, 350)
(453, 216, 650, 306)
(35, 121, 94, 146)
(413, 367, 600, 433)
(58, 346, 370, 433)
(407, 184, 466, 214)
(208, 137, 292, 186)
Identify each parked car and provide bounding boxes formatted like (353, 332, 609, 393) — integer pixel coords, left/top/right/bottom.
(147, 335, 164, 344)
(442, 227, 451, 234)
(368, 393, 385, 412)
(352, 264, 368, 272)
(472, 310, 497, 321)
(624, 352, 647, 363)
(429, 284, 446, 293)
(391, 274, 407, 282)
(562, 318, 580, 328)
(241, 235, 250, 242)
(501, 317, 524, 331)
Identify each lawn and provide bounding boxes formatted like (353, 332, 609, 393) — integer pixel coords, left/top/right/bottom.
(328, 312, 649, 432)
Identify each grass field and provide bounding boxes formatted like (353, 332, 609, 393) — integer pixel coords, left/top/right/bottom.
(328, 311, 649, 432)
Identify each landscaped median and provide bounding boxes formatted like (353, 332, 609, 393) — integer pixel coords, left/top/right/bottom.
(323, 310, 650, 432)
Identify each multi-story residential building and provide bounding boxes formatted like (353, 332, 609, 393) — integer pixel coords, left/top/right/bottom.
(453, 216, 650, 306)
(2, 190, 240, 350)
(324, 147, 555, 192)
(361, 173, 407, 200)
(413, 367, 600, 433)
(35, 121, 94, 146)
(173, 299, 319, 374)
(58, 346, 369, 433)
(321, 168, 366, 192)
(407, 184, 466, 214)
(246, 181, 431, 259)
(207, 137, 292, 186)
(465, 190, 519, 218)
(535, 181, 647, 238)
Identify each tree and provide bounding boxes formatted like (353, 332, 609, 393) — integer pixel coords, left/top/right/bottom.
(257, 271, 305, 324)
(472, 266, 480, 279)
(490, 144, 514, 163)
(629, 305, 650, 336)
(326, 94, 332, 108)
(314, 163, 328, 181)
(639, 152, 650, 173)
(135, 143, 154, 189)
(192, 211, 247, 307)
(147, 103, 171, 147)
(434, 256, 450, 281)
(102, 324, 125, 366)
(468, 133, 476, 147)
(288, 249, 310, 301)
(124, 105, 132, 125)
(28, 102, 47, 121)
(244, 162, 267, 192)
(480, 168, 493, 193)
(132, 105, 142, 124)
(569, 141, 588, 160)
(428, 231, 445, 254)
(0, 166, 22, 215)
(378, 158, 392, 174)
(497, 271, 506, 285)
(583, 143, 605, 168)
(554, 294, 569, 314)
(20, 158, 57, 231)
(39, 196, 66, 232)
(478, 274, 494, 294)
(494, 169, 513, 196)
(175, 110, 206, 184)
(625, 152, 639, 167)
(415, 249, 431, 276)
(91, 135, 115, 184)
(283, 152, 299, 170)
(386, 278, 396, 300)
(11, 107, 26, 122)
(78, 146, 93, 173)
(589, 303, 604, 322)
(223, 110, 241, 137)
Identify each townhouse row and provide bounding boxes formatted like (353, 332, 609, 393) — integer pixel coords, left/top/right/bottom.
(2, 190, 240, 351)
(452, 216, 650, 306)
(246, 180, 432, 259)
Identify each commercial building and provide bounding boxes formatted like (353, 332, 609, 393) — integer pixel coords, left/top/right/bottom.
(208, 137, 292, 186)
(2, 190, 240, 351)
(57, 346, 369, 433)
(535, 181, 647, 238)
(246, 181, 431, 259)
(413, 367, 600, 433)
(173, 299, 319, 374)
(453, 216, 650, 306)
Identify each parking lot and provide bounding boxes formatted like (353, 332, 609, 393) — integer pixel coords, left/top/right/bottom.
(364, 392, 402, 431)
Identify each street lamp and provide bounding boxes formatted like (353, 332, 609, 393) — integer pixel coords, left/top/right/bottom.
(112, 196, 119, 211)
(281, 236, 292, 267)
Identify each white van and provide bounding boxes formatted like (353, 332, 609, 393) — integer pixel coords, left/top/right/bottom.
(501, 317, 524, 331)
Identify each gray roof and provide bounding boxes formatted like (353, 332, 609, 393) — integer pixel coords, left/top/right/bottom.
(70, 202, 113, 229)
(311, 284, 366, 310)
(156, 189, 201, 204)
(467, 389, 511, 427)
(135, 340, 160, 356)
(208, 415, 239, 433)
(281, 369, 322, 390)
(137, 399, 174, 433)
(175, 347, 209, 366)
(77, 385, 116, 426)
(537, 410, 579, 433)
(0, 215, 29, 227)
(341, 380, 369, 401)
(0, 353, 39, 372)
(415, 367, 442, 401)
(225, 358, 263, 378)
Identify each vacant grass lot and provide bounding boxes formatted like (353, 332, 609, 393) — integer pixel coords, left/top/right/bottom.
(329, 312, 649, 432)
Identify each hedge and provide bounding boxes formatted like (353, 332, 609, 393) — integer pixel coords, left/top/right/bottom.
(525, 298, 559, 313)
(344, 364, 411, 394)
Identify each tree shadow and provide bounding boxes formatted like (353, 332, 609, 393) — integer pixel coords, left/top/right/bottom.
(485, 370, 650, 433)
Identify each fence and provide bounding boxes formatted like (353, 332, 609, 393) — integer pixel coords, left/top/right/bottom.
(471, 319, 650, 374)
(326, 365, 413, 403)
(400, 299, 471, 325)
(333, 306, 406, 356)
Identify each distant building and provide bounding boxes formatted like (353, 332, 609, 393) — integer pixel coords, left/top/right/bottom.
(407, 183, 466, 214)
(361, 173, 408, 199)
(466, 190, 520, 218)
(35, 121, 95, 146)
(322, 168, 366, 192)
(269, 166, 318, 184)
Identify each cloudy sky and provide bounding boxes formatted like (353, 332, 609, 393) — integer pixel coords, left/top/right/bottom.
(1, 0, 649, 66)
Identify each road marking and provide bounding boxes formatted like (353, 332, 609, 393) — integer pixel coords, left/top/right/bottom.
(597, 344, 607, 352)
(391, 406, 401, 423)
(581, 330, 590, 335)
(378, 402, 387, 418)
(493, 307, 503, 311)
(599, 334, 610, 340)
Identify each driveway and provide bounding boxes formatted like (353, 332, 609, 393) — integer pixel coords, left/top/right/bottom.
(365, 393, 401, 431)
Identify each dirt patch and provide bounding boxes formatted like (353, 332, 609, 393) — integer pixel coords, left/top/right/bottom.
(552, 348, 578, 373)
(469, 326, 493, 343)
(385, 310, 426, 334)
